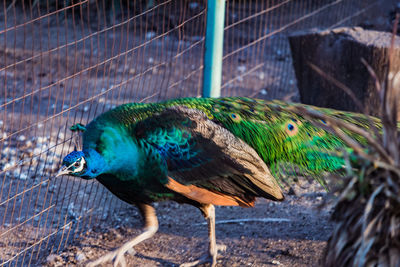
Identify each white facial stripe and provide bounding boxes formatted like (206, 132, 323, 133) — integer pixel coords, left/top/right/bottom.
(67, 157, 86, 173)
(74, 158, 85, 172)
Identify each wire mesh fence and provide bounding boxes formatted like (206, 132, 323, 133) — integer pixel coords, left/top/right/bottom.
(0, 0, 391, 265)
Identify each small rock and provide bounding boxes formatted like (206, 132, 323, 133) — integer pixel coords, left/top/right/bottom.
(145, 31, 156, 39)
(2, 162, 13, 171)
(189, 2, 199, 9)
(75, 252, 86, 262)
(272, 260, 281, 265)
(25, 140, 33, 147)
(46, 254, 62, 263)
(8, 148, 16, 155)
(33, 147, 42, 155)
(237, 65, 246, 73)
(13, 169, 28, 180)
(37, 136, 47, 143)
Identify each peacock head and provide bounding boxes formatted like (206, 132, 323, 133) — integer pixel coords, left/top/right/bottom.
(56, 149, 106, 179)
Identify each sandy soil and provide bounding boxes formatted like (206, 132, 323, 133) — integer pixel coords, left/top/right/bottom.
(44, 181, 334, 267)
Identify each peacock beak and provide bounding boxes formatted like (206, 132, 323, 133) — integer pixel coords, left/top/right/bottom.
(55, 165, 69, 177)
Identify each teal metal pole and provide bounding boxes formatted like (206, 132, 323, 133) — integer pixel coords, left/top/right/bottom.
(202, 0, 226, 98)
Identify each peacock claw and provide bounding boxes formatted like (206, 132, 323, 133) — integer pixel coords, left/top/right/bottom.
(179, 243, 226, 267)
(86, 225, 158, 267)
(86, 248, 127, 267)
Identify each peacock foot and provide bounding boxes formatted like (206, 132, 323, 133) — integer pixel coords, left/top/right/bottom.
(86, 247, 127, 267)
(86, 226, 157, 267)
(179, 243, 227, 267)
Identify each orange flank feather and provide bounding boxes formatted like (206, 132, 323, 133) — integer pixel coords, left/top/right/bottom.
(165, 177, 255, 207)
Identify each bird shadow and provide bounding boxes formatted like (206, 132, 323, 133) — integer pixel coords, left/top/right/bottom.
(133, 252, 178, 267)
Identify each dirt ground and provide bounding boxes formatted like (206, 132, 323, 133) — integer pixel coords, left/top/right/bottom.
(0, 1, 398, 266)
(44, 181, 333, 267)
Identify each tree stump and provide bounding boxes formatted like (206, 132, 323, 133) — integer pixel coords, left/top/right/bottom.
(289, 27, 400, 116)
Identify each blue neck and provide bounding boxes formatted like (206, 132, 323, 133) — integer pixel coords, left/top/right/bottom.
(81, 149, 108, 179)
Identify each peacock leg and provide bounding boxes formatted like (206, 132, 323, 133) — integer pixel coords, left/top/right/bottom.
(180, 204, 226, 267)
(86, 203, 158, 267)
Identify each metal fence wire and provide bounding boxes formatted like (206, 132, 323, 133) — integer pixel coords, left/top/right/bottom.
(0, 0, 390, 265)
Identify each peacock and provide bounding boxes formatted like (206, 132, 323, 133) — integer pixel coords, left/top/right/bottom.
(56, 97, 374, 267)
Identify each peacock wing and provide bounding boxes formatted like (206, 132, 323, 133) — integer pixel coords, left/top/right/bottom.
(134, 106, 284, 206)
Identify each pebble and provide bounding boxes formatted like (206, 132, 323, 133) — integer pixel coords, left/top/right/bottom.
(146, 31, 156, 39)
(272, 260, 281, 265)
(33, 147, 42, 155)
(2, 162, 14, 171)
(37, 136, 46, 143)
(189, 2, 199, 9)
(75, 252, 86, 262)
(68, 203, 78, 219)
(46, 254, 62, 264)
(13, 169, 28, 180)
(237, 65, 246, 73)
(25, 140, 33, 147)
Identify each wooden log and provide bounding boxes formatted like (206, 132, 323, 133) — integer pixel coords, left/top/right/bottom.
(289, 27, 400, 116)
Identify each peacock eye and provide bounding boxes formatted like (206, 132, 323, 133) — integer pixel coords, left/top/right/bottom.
(230, 113, 241, 122)
(74, 161, 80, 167)
(285, 121, 298, 136)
